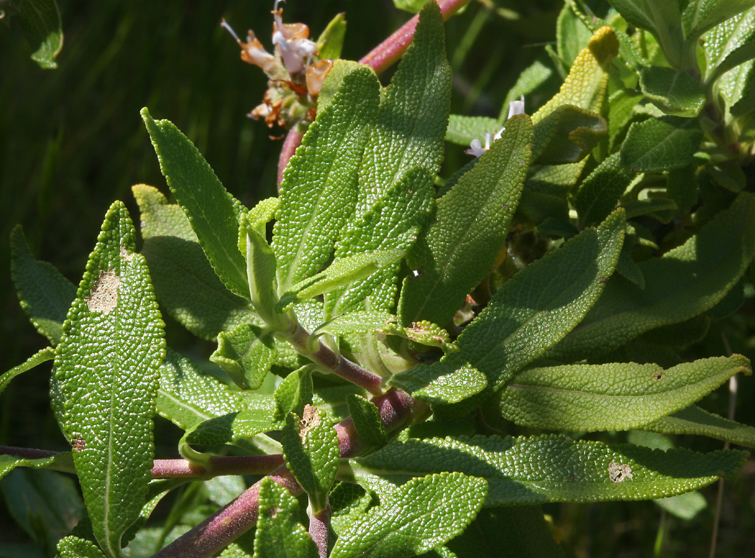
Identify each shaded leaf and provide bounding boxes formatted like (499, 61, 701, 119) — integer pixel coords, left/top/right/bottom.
(641, 405, 755, 448)
(639, 66, 706, 117)
(211, 324, 277, 390)
(15, 0, 63, 69)
(253, 478, 318, 558)
(621, 116, 703, 172)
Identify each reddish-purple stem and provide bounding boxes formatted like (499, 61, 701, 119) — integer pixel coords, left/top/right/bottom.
(277, 129, 304, 189)
(151, 388, 423, 558)
(309, 504, 332, 558)
(0, 445, 58, 459)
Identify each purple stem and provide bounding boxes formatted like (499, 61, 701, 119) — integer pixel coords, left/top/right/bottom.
(277, 129, 304, 189)
(309, 504, 331, 558)
(0, 445, 58, 459)
(151, 388, 423, 558)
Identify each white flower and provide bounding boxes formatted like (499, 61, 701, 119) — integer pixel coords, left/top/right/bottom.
(466, 97, 526, 157)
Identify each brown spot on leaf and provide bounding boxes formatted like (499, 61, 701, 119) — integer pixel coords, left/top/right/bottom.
(608, 461, 633, 483)
(72, 437, 85, 452)
(653, 370, 665, 380)
(120, 246, 135, 261)
(85, 269, 120, 315)
(298, 404, 320, 441)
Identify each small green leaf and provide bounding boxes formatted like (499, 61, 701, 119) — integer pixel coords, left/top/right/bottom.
(641, 405, 755, 448)
(620, 197, 678, 221)
(346, 394, 388, 447)
(399, 115, 533, 328)
(575, 153, 636, 227)
(316, 12, 347, 60)
(393, 209, 625, 408)
(445, 115, 499, 146)
(620, 116, 703, 172)
(352, 435, 747, 505)
(281, 406, 340, 512)
(273, 67, 380, 292)
(141, 108, 249, 299)
(15, 0, 63, 69)
(185, 404, 277, 447)
(278, 248, 406, 312)
(10, 226, 76, 345)
(133, 185, 257, 341)
(274, 367, 313, 423)
(253, 478, 318, 558)
(391, 365, 488, 406)
(640, 66, 706, 117)
(557, 3, 593, 69)
(330, 472, 487, 558)
(55, 202, 165, 557)
(655, 491, 707, 520)
(57, 536, 107, 558)
(382, 320, 451, 350)
(548, 192, 755, 361)
(491, 355, 751, 431)
(608, 88, 645, 150)
(0, 452, 74, 481)
(316, 311, 397, 337)
(682, 0, 755, 42)
(532, 105, 607, 164)
(393, 0, 433, 13)
(0, 347, 54, 398)
(211, 324, 277, 391)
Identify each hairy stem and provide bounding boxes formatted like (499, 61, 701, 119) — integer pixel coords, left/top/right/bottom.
(309, 502, 332, 558)
(151, 388, 423, 558)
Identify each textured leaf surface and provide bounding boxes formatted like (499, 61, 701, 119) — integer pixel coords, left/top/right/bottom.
(141, 109, 248, 298)
(274, 367, 313, 423)
(10, 226, 76, 345)
(57, 536, 107, 558)
(532, 105, 607, 164)
(392, 210, 625, 407)
(0, 347, 54, 398)
(15, 0, 63, 69)
(491, 355, 751, 431)
(331, 472, 486, 558)
(548, 192, 755, 361)
(185, 402, 276, 447)
(641, 405, 755, 448)
(620, 116, 703, 172)
(211, 324, 277, 390)
(574, 153, 635, 227)
(54, 202, 165, 557)
(399, 115, 533, 328)
(133, 185, 256, 340)
(352, 435, 747, 505)
(640, 66, 706, 117)
(445, 115, 499, 145)
(272, 68, 380, 292)
(317, 311, 397, 337)
(346, 394, 388, 447)
(253, 478, 318, 558)
(242, 215, 287, 331)
(0, 452, 74, 481)
(282, 406, 339, 512)
(447, 506, 564, 558)
(703, 8, 755, 84)
(682, 0, 755, 40)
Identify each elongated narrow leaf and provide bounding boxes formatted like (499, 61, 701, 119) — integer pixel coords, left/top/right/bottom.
(346, 394, 388, 447)
(640, 66, 706, 117)
(15, 0, 63, 69)
(532, 26, 618, 123)
(211, 324, 277, 390)
(281, 406, 339, 512)
(317, 311, 397, 337)
(272, 67, 380, 292)
(392, 209, 625, 408)
(704, 9, 755, 84)
(274, 367, 313, 423)
(641, 405, 755, 448)
(253, 478, 318, 558)
(491, 355, 751, 431)
(445, 115, 500, 146)
(447, 506, 564, 558)
(331, 472, 486, 558)
(185, 404, 277, 447)
(0, 347, 54, 397)
(532, 104, 607, 164)
(0, 452, 74, 480)
(620, 116, 703, 172)
(575, 153, 635, 227)
(133, 185, 257, 340)
(351, 435, 747, 505)
(682, 0, 755, 40)
(10, 226, 76, 345)
(548, 192, 755, 361)
(141, 108, 249, 298)
(54, 202, 165, 557)
(399, 115, 533, 328)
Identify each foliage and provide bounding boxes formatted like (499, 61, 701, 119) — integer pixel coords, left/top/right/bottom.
(3, 0, 755, 556)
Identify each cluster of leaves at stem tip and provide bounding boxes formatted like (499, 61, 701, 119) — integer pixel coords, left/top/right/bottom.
(5, 0, 755, 556)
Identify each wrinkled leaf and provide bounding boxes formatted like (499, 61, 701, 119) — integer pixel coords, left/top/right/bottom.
(620, 116, 703, 172)
(211, 324, 277, 390)
(640, 66, 706, 117)
(641, 405, 755, 448)
(346, 394, 388, 447)
(253, 478, 318, 558)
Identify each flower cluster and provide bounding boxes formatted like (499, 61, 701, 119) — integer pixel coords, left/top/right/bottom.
(223, 0, 334, 131)
(466, 98, 526, 157)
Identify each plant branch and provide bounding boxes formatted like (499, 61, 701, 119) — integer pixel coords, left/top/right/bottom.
(151, 388, 423, 558)
(277, 129, 304, 189)
(309, 502, 331, 558)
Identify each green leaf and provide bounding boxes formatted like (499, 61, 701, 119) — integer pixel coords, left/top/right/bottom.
(10, 226, 76, 345)
(316, 311, 397, 337)
(330, 472, 487, 558)
(15, 0, 63, 69)
(316, 12, 347, 60)
(0, 452, 74, 481)
(666, 164, 699, 214)
(575, 153, 636, 227)
(390, 364, 488, 406)
(620, 197, 678, 221)
(274, 367, 313, 423)
(351, 434, 747, 505)
(639, 66, 706, 117)
(0, 347, 54, 398)
(447, 506, 564, 558)
(346, 394, 388, 447)
(398, 115, 533, 328)
(252, 478, 318, 558)
(620, 116, 704, 172)
(393, 0, 432, 13)
(445, 115, 499, 146)
(185, 404, 277, 447)
(557, 3, 593, 69)
(281, 406, 340, 512)
(57, 536, 107, 558)
(532, 105, 607, 164)
(133, 185, 257, 341)
(272, 67, 380, 292)
(210, 324, 277, 391)
(655, 491, 707, 520)
(278, 248, 406, 312)
(532, 26, 618, 123)
(141, 108, 249, 299)
(641, 405, 755, 448)
(640, 314, 711, 347)
(608, 88, 645, 150)
(703, 8, 755, 84)
(682, 0, 755, 41)
(490, 355, 751, 431)
(547, 192, 755, 361)
(392, 209, 625, 408)
(54, 202, 165, 557)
